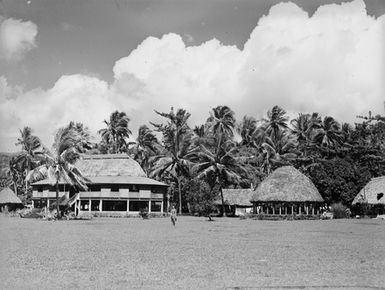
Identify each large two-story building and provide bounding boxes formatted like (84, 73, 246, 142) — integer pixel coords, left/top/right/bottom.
(31, 154, 168, 216)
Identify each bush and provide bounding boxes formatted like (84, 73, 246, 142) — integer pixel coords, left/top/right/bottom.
(139, 208, 149, 219)
(184, 179, 217, 217)
(331, 202, 349, 219)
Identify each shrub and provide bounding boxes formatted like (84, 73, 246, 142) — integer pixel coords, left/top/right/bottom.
(184, 179, 217, 217)
(139, 208, 149, 219)
(331, 202, 349, 219)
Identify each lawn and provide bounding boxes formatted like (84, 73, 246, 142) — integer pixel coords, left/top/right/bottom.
(0, 216, 384, 289)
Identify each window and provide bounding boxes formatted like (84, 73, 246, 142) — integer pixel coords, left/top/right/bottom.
(129, 201, 148, 212)
(80, 200, 89, 211)
(111, 185, 119, 192)
(129, 185, 139, 192)
(151, 201, 162, 212)
(91, 200, 100, 211)
(102, 200, 127, 211)
(89, 185, 101, 191)
(34, 199, 46, 208)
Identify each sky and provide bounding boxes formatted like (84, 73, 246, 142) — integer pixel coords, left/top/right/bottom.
(0, 0, 384, 152)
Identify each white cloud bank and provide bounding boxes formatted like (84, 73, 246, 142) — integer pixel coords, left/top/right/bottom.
(0, 16, 38, 61)
(0, 0, 384, 151)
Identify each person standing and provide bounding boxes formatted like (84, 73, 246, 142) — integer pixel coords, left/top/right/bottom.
(170, 205, 177, 226)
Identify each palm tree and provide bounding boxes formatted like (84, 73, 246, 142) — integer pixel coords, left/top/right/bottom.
(130, 125, 159, 175)
(207, 105, 236, 154)
(8, 156, 23, 195)
(27, 126, 89, 219)
(98, 111, 132, 153)
(237, 116, 257, 147)
(14, 127, 45, 194)
(291, 113, 311, 144)
(150, 108, 194, 214)
(313, 116, 342, 148)
(67, 121, 92, 152)
(257, 131, 298, 174)
(192, 124, 214, 148)
(341, 123, 354, 145)
(263, 105, 289, 141)
(190, 140, 247, 216)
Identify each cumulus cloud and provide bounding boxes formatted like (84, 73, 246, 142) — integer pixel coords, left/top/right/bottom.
(0, 0, 384, 151)
(0, 16, 38, 61)
(0, 75, 113, 150)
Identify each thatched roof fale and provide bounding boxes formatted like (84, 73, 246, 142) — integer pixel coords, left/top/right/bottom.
(0, 187, 22, 204)
(251, 166, 324, 203)
(32, 154, 167, 187)
(215, 188, 254, 206)
(352, 176, 385, 205)
(33, 176, 167, 186)
(76, 154, 146, 177)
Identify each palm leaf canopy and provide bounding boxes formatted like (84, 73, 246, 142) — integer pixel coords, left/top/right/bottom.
(263, 105, 289, 138)
(26, 127, 89, 190)
(208, 105, 235, 137)
(16, 127, 42, 153)
(191, 142, 247, 185)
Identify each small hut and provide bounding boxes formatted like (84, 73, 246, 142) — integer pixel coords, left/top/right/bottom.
(251, 166, 324, 215)
(352, 176, 385, 216)
(218, 188, 254, 216)
(0, 187, 23, 212)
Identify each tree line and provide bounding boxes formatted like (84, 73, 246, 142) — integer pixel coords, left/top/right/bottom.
(4, 105, 385, 215)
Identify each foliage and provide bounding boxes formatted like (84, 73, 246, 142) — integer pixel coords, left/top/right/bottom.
(98, 111, 132, 153)
(150, 107, 194, 213)
(4, 106, 385, 212)
(26, 126, 90, 218)
(184, 179, 217, 217)
(306, 158, 361, 205)
(330, 202, 349, 219)
(262, 105, 289, 141)
(11, 127, 45, 197)
(190, 139, 247, 216)
(128, 125, 159, 175)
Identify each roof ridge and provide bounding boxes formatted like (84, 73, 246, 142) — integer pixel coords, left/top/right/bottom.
(372, 176, 385, 180)
(81, 154, 131, 160)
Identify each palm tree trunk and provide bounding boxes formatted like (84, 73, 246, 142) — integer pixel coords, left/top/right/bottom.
(178, 176, 182, 215)
(25, 169, 28, 195)
(56, 180, 61, 219)
(13, 181, 18, 196)
(113, 135, 117, 154)
(216, 133, 222, 155)
(220, 186, 226, 217)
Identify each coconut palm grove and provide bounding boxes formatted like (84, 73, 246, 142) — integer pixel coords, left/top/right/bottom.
(1, 105, 384, 217)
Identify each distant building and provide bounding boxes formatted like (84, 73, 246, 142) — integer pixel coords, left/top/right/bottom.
(352, 176, 385, 216)
(31, 154, 168, 216)
(0, 187, 23, 212)
(216, 188, 254, 216)
(251, 166, 324, 215)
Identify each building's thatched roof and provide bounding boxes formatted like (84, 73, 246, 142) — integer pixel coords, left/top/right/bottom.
(216, 188, 254, 206)
(0, 187, 22, 204)
(251, 166, 324, 203)
(32, 154, 167, 187)
(76, 154, 146, 177)
(352, 176, 385, 205)
(33, 154, 167, 186)
(33, 176, 167, 186)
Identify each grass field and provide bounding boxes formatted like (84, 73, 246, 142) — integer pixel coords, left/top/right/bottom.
(1, 216, 384, 289)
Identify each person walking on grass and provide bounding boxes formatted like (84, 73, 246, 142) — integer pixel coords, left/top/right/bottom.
(170, 205, 177, 226)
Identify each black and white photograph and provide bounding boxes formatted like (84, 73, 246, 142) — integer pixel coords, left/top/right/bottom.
(0, 0, 384, 289)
